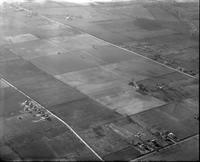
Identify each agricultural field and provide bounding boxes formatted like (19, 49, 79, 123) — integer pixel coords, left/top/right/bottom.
(0, 0, 199, 161)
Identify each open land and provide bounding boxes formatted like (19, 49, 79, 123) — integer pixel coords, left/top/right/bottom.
(0, 0, 199, 161)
